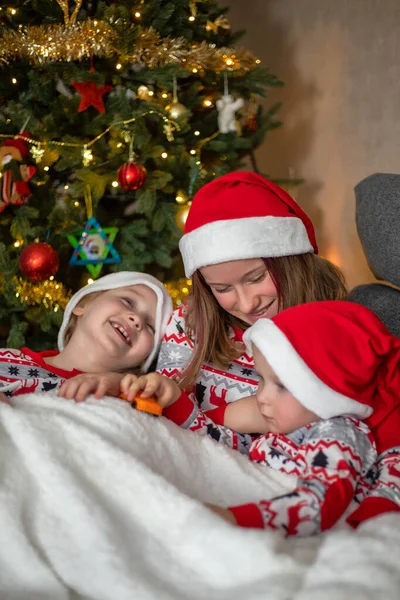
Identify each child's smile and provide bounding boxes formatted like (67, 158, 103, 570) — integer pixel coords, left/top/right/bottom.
(109, 320, 133, 346)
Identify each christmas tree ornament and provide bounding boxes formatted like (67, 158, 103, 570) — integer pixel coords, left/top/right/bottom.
(205, 15, 231, 33)
(81, 144, 94, 167)
(19, 242, 59, 282)
(243, 114, 258, 132)
(67, 186, 121, 278)
(72, 81, 111, 113)
(56, 77, 74, 99)
(67, 217, 121, 278)
(137, 85, 154, 101)
(166, 76, 188, 121)
(163, 121, 175, 142)
(175, 203, 191, 231)
(55, 0, 83, 26)
(30, 143, 45, 163)
(167, 102, 188, 120)
(126, 88, 136, 101)
(0, 132, 37, 212)
(216, 73, 244, 134)
(117, 160, 147, 191)
(188, 0, 204, 18)
(242, 96, 259, 133)
(117, 135, 146, 191)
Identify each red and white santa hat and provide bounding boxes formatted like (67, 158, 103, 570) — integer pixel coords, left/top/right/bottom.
(58, 271, 173, 372)
(243, 300, 400, 453)
(2, 131, 31, 159)
(179, 171, 318, 278)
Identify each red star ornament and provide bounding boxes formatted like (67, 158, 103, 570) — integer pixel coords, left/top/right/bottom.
(72, 81, 112, 113)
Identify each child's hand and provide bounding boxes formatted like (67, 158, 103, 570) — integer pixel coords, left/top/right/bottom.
(120, 373, 181, 407)
(58, 372, 125, 403)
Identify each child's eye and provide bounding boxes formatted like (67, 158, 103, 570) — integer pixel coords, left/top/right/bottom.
(122, 297, 133, 307)
(276, 381, 286, 391)
(213, 286, 230, 294)
(146, 323, 155, 334)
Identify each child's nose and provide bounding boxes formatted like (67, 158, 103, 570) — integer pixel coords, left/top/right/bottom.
(128, 313, 143, 330)
(257, 390, 272, 406)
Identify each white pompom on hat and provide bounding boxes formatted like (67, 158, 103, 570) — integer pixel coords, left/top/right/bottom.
(58, 271, 173, 372)
(179, 171, 318, 278)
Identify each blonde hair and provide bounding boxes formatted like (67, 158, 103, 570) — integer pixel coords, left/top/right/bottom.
(180, 254, 347, 388)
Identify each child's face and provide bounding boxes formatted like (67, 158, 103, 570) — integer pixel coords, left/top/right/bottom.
(72, 284, 157, 371)
(253, 345, 320, 434)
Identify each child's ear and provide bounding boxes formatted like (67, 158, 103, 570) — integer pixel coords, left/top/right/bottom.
(72, 306, 84, 317)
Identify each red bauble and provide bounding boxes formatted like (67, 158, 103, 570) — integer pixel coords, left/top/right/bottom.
(19, 242, 59, 282)
(117, 160, 147, 191)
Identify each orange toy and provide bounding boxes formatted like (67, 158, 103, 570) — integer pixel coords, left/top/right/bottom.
(119, 393, 163, 417)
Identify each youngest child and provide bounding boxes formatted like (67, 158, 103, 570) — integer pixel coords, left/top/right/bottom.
(0, 272, 172, 402)
(122, 300, 400, 536)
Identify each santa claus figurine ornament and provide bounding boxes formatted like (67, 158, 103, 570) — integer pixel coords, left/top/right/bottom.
(0, 132, 36, 212)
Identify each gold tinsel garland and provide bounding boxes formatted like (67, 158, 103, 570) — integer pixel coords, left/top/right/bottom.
(164, 278, 192, 308)
(0, 24, 260, 74)
(13, 277, 72, 312)
(11, 275, 190, 312)
(1, 21, 117, 64)
(126, 29, 259, 73)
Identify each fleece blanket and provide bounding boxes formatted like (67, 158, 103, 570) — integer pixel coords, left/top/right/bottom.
(1, 394, 400, 600)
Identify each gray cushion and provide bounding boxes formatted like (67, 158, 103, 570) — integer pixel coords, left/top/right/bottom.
(355, 173, 400, 287)
(348, 173, 400, 337)
(348, 284, 400, 338)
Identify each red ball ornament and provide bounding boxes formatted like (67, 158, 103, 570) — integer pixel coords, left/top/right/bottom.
(117, 160, 147, 191)
(19, 242, 59, 282)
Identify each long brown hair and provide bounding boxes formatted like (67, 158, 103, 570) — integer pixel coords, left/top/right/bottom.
(180, 254, 347, 388)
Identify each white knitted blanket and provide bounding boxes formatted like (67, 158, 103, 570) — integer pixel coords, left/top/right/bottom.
(1, 394, 399, 600)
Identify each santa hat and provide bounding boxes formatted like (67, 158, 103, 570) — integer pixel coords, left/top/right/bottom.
(179, 172, 318, 278)
(243, 300, 400, 454)
(58, 272, 173, 372)
(2, 132, 31, 159)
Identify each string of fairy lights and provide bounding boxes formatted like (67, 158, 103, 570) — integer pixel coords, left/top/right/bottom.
(0, 110, 181, 168)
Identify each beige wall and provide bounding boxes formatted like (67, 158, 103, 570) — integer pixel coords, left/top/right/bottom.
(228, 0, 400, 288)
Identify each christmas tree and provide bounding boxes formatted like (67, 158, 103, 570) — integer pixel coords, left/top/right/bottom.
(0, 0, 283, 349)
